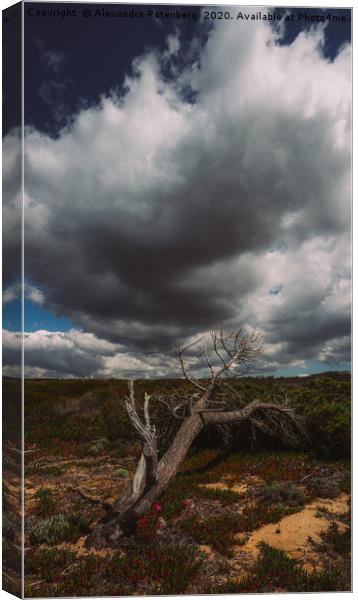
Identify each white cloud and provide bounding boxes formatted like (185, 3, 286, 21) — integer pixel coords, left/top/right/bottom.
(3, 283, 45, 306)
(3, 329, 181, 379)
(3, 18, 351, 377)
(3, 284, 20, 304)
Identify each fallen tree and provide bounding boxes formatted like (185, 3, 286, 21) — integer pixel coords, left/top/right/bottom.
(86, 329, 307, 548)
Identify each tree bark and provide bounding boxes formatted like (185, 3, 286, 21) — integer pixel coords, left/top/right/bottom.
(86, 412, 204, 548)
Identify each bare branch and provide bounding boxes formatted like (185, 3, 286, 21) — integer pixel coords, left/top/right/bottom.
(178, 336, 207, 391)
(211, 331, 227, 367)
(202, 398, 307, 442)
(143, 392, 151, 431)
(122, 381, 158, 490)
(203, 342, 215, 379)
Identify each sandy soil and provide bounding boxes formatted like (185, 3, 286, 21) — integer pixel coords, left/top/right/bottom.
(200, 481, 248, 494)
(238, 493, 349, 571)
(200, 475, 264, 496)
(200, 477, 349, 572)
(57, 535, 115, 558)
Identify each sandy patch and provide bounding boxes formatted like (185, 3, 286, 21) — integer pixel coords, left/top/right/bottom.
(57, 535, 115, 558)
(200, 481, 248, 494)
(237, 493, 350, 571)
(200, 475, 263, 496)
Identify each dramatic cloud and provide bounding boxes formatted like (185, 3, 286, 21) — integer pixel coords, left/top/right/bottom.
(3, 129, 22, 287)
(3, 17, 351, 377)
(3, 329, 180, 379)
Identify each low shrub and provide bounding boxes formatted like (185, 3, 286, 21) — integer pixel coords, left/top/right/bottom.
(28, 513, 89, 545)
(26, 548, 76, 581)
(195, 486, 242, 504)
(320, 521, 351, 555)
(254, 481, 305, 507)
(34, 488, 56, 515)
(306, 477, 340, 499)
(89, 437, 110, 455)
(113, 468, 129, 478)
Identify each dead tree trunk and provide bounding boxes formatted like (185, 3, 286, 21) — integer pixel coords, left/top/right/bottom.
(86, 388, 209, 548)
(86, 330, 306, 549)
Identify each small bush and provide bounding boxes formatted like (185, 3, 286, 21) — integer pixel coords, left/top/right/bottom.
(113, 468, 129, 478)
(34, 488, 56, 515)
(306, 477, 340, 499)
(89, 437, 110, 455)
(28, 513, 89, 545)
(254, 481, 305, 507)
(320, 521, 351, 555)
(196, 486, 242, 504)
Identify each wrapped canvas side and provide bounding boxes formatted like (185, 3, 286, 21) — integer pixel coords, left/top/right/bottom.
(2, 2, 24, 598)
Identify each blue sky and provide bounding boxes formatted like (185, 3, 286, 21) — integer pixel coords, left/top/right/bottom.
(3, 300, 75, 333)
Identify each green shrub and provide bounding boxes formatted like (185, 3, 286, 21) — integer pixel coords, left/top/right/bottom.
(89, 437, 110, 455)
(28, 513, 89, 545)
(254, 481, 305, 507)
(290, 376, 350, 458)
(320, 521, 351, 555)
(113, 468, 129, 478)
(306, 476, 340, 499)
(34, 488, 56, 515)
(195, 485, 242, 504)
(22, 374, 351, 457)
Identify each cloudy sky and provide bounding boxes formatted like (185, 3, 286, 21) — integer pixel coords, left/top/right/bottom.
(3, 3, 351, 379)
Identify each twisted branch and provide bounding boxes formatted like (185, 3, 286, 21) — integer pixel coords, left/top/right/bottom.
(123, 382, 158, 492)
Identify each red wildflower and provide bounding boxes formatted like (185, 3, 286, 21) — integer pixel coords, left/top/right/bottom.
(152, 503, 161, 512)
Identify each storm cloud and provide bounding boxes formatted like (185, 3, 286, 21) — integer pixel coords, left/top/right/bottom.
(3, 17, 351, 377)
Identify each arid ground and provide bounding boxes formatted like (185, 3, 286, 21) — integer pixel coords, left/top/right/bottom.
(3, 373, 351, 595)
